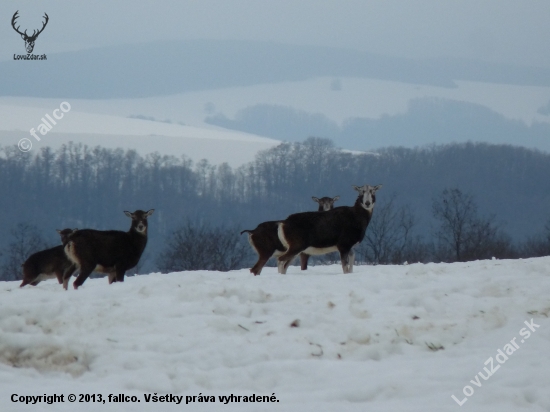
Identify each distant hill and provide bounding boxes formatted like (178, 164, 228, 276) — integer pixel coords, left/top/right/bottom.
(2, 40, 550, 98)
(206, 98, 550, 152)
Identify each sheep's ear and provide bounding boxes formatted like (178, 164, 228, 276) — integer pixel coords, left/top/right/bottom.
(332, 195, 340, 202)
(353, 185, 366, 193)
(373, 184, 383, 191)
(124, 211, 133, 218)
(312, 197, 320, 203)
(56, 229, 61, 234)
(145, 209, 155, 217)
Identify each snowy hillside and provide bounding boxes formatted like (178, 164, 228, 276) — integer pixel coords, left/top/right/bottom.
(0, 103, 280, 167)
(2, 76, 550, 161)
(3, 78, 549, 128)
(1, 258, 549, 411)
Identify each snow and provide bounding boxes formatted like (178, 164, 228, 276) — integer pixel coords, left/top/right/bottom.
(1, 257, 550, 411)
(0, 103, 280, 167)
(2, 77, 549, 128)
(1, 77, 549, 165)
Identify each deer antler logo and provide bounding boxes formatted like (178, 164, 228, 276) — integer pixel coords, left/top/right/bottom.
(11, 11, 49, 54)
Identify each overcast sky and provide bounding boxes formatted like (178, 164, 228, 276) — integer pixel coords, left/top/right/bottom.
(1, 0, 549, 67)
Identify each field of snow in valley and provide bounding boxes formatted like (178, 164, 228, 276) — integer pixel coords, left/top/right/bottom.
(0, 104, 279, 166)
(1, 258, 549, 411)
(3, 78, 549, 128)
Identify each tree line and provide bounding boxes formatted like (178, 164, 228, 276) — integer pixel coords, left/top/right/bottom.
(1, 138, 550, 280)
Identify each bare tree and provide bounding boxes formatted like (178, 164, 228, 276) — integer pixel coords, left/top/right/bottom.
(432, 188, 477, 262)
(461, 217, 515, 260)
(0, 223, 50, 281)
(355, 197, 422, 264)
(521, 219, 550, 257)
(157, 221, 252, 272)
(432, 188, 513, 262)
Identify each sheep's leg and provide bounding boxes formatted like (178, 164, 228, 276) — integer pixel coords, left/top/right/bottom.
(278, 245, 303, 273)
(348, 249, 355, 273)
(281, 256, 302, 274)
(280, 258, 292, 274)
(73, 263, 95, 289)
(272, 250, 290, 274)
(338, 245, 354, 274)
(300, 253, 310, 270)
(108, 271, 117, 284)
(62, 264, 77, 290)
(115, 267, 126, 283)
(340, 252, 351, 273)
(276, 224, 304, 272)
(54, 269, 64, 284)
(250, 256, 269, 276)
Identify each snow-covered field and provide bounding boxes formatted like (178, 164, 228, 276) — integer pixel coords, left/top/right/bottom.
(2, 77, 549, 165)
(0, 104, 280, 166)
(1, 258, 549, 412)
(2, 78, 549, 128)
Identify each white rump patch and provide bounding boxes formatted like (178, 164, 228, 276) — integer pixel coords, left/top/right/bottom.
(277, 223, 289, 249)
(246, 234, 259, 256)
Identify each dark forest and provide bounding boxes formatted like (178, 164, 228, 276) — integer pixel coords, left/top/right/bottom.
(1, 138, 550, 280)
